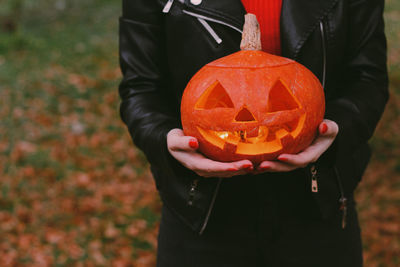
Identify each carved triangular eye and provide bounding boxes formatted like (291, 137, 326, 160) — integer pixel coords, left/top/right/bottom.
(267, 79, 300, 112)
(195, 81, 234, 109)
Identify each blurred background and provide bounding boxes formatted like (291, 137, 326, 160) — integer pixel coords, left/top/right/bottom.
(0, 0, 399, 266)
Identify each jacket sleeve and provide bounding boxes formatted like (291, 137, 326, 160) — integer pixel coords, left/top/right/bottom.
(324, 0, 388, 160)
(118, 0, 181, 172)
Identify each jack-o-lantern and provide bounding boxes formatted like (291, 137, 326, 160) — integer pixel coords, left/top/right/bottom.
(181, 14, 325, 164)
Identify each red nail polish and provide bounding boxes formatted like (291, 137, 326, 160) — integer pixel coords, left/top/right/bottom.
(228, 168, 238, 172)
(321, 123, 328, 134)
(278, 156, 288, 162)
(189, 139, 198, 149)
(259, 165, 270, 171)
(242, 164, 252, 170)
(245, 166, 254, 172)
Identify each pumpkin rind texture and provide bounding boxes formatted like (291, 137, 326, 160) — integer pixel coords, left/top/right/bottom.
(181, 50, 325, 164)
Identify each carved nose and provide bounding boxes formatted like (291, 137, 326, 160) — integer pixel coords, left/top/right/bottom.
(235, 106, 256, 122)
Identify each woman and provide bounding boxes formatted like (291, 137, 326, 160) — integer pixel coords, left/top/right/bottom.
(118, 0, 388, 266)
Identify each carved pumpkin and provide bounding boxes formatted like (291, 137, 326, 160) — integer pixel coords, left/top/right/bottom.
(181, 14, 325, 164)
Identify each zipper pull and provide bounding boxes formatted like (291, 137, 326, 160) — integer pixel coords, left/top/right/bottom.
(188, 179, 199, 206)
(163, 0, 174, 13)
(197, 18, 223, 44)
(339, 197, 348, 229)
(310, 165, 318, 193)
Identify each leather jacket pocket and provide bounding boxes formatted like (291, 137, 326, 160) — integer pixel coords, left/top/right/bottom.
(309, 163, 343, 221)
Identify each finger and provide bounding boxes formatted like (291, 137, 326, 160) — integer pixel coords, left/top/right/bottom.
(172, 150, 253, 177)
(277, 133, 335, 166)
(209, 160, 254, 177)
(197, 164, 252, 177)
(257, 161, 298, 173)
(277, 143, 326, 166)
(277, 152, 316, 167)
(232, 159, 254, 172)
(319, 119, 339, 137)
(167, 129, 198, 151)
(198, 168, 250, 178)
(188, 156, 253, 174)
(276, 120, 338, 166)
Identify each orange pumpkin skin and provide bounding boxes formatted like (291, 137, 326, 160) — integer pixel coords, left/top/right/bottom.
(181, 51, 325, 164)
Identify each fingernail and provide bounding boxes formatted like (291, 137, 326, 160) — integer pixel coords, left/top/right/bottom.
(258, 165, 270, 171)
(189, 139, 198, 149)
(320, 123, 328, 134)
(242, 164, 253, 171)
(242, 163, 252, 170)
(278, 156, 288, 162)
(228, 168, 238, 172)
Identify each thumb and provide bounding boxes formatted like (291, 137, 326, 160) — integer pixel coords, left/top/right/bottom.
(319, 119, 339, 137)
(167, 129, 199, 151)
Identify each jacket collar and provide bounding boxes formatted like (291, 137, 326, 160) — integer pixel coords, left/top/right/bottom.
(280, 0, 339, 58)
(184, 0, 338, 59)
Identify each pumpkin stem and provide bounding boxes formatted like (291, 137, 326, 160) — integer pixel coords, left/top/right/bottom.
(240, 14, 262, 51)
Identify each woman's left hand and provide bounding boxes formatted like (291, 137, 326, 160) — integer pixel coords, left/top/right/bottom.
(256, 119, 339, 173)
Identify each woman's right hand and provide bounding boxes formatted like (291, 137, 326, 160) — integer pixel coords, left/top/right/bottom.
(167, 129, 253, 178)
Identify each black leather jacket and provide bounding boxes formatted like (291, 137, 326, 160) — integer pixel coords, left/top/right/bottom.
(118, 0, 388, 235)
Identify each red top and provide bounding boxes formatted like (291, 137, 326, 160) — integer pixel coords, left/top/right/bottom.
(241, 0, 282, 55)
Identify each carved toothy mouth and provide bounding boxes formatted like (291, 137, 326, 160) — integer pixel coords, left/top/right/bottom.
(197, 114, 306, 155)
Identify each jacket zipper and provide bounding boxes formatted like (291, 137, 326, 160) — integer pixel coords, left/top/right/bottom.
(165, 3, 240, 44)
(187, 178, 199, 206)
(333, 166, 347, 229)
(310, 165, 319, 193)
(182, 10, 243, 34)
(197, 18, 222, 44)
(163, 2, 233, 236)
(162, 0, 175, 13)
(320, 21, 346, 229)
(319, 21, 327, 88)
(199, 178, 223, 235)
(162, 0, 184, 13)
(182, 10, 242, 44)
(311, 164, 347, 229)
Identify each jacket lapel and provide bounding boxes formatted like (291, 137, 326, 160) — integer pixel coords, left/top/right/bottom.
(280, 0, 339, 59)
